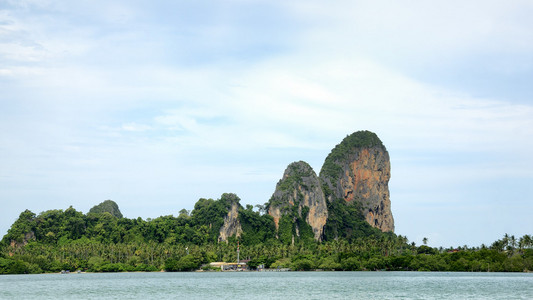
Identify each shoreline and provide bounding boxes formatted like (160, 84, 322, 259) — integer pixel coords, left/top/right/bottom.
(29, 269, 532, 275)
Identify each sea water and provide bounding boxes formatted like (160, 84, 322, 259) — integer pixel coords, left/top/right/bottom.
(1, 271, 532, 299)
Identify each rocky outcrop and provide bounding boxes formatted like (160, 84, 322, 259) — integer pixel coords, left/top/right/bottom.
(219, 201, 243, 242)
(319, 131, 394, 232)
(268, 161, 328, 241)
(88, 200, 123, 218)
(9, 231, 35, 249)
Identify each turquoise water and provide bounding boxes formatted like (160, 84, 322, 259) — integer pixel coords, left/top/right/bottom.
(1, 271, 532, 299)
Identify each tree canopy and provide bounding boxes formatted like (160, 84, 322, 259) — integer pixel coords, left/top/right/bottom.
(1, 196, 531, 274)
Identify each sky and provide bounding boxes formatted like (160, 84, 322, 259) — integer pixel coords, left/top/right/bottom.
(1, 0, 532, 248)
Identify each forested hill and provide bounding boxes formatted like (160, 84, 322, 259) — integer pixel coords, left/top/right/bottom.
(1, 195, 275, 247)
(1, 196, 532, 274)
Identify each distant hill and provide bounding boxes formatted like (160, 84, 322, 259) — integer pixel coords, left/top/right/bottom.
(88, 200, 123, 218)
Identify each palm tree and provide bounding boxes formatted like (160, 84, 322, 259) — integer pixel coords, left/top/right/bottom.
(503, 233, 510, 249)
(422, 237, 428, 245)
(523, 234, 532, 249)
(396, 235, 408, 255)
(518, 238, 524, 254)
(510, 235, 517, 254)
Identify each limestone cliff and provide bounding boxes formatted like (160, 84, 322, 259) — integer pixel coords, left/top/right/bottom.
(319, 131, 394, 232)
(218, 197, 243, 243)
(268, 161, 328, 241)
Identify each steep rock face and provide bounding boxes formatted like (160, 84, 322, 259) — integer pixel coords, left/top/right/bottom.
(268, 161, 328, 241)
(219, 201, 242, 242)
(320, 131, 394, 232)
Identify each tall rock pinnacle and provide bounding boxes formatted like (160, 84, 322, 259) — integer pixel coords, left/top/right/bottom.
(268, 161, 328, 241)
(319, 131, 394, 232)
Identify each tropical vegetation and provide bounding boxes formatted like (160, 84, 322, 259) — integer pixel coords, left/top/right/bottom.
(1, 197, 532, 274)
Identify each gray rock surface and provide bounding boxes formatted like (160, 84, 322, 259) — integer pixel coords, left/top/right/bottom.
(268, 161, 328, 241)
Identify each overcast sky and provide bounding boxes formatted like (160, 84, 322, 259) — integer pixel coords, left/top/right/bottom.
(1, 0, 532, 247)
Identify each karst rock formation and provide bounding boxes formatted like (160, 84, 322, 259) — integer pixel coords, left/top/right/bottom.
(267, 161, 328, 241)
(218, 195, 243, 242)
(319, 131, 394, 232)
(218, 130, 394, 242)
(267, 131, 394, 241)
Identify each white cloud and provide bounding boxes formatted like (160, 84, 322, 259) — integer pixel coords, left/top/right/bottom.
(220, 54, 533, 154)
(121, 123, 151, 132)
(1, 0, 532, 246)
(292, 0, 533, 53)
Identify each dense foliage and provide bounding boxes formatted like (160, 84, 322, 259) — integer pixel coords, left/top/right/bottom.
(1, 198, 532, 274)
(238, 204, 276, 246)
(323, 199, 383, 241)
